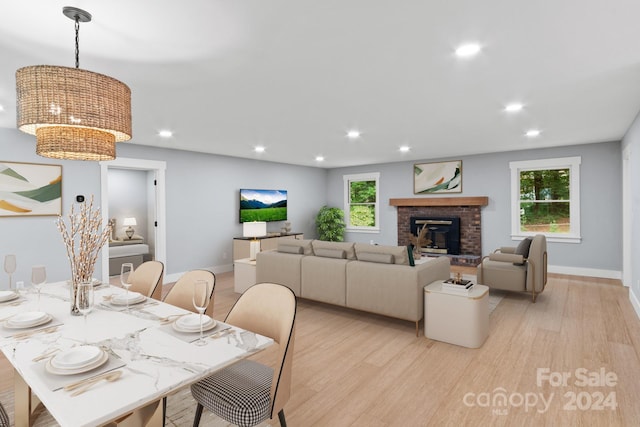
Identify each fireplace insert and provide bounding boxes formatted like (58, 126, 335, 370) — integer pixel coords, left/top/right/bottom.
(410, 216, 460, 255)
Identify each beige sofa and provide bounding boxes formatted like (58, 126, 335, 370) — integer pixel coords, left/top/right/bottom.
(256, 239, 450, 334)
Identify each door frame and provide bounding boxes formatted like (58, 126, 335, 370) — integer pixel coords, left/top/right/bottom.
(100, 157, 167, 284)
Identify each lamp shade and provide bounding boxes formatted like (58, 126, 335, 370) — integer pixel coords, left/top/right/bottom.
(123, 217, 137, 227)
(16, 65, 131, 161)
(243, 221, 266, 238)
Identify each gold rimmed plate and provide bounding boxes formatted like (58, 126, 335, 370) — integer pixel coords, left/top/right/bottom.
(4, 312, 52, 329)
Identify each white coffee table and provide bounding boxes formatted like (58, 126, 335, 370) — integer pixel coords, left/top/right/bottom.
(234, 257, 256, 293)
(424, 280, 489, 348)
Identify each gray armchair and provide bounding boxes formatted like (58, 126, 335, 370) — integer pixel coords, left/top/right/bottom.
(476, 234, 548, 302)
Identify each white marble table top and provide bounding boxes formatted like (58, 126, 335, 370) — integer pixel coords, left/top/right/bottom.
(0, 281, 273, 427)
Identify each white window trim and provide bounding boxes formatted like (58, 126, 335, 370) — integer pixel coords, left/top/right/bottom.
(343, 172, 380, 233)
(509, 156, 581, 243)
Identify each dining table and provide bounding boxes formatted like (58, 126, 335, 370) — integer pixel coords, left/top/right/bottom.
(0, 280, 273, 427)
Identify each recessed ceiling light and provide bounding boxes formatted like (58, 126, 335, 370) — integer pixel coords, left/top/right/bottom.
(455, 43, 481, 58)
(525, 129, 541, 137)
(505, 103, 524, 113)
(399, 145, 410, 153)
(0, 105, 4, 112)
(158, 130, 173, 138)
(346, 130, 361, 140)
(254, 146, 265, 153)
(315, 156, 324, 162)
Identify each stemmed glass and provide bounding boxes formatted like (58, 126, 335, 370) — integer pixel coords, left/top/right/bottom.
(120, 263, 134, 311)
(31, 265, 46, 310)
(192, 279, 209, 346)
(4, 255, 16, 291)
(76, 282, 94, 343)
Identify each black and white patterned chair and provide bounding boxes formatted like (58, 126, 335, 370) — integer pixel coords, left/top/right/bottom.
(0, 401, 9, 427)
(191, 283, 297, 427)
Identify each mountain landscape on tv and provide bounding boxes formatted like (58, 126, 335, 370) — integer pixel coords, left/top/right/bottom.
(240, 189, 287, 222)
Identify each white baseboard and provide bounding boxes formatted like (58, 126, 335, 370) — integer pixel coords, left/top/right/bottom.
(162, 263, 234, 285)
(630, 287, 640, 321)
(548, 265, 621, 280)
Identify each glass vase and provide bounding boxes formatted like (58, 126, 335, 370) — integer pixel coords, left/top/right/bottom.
(70, 279, 91, 316)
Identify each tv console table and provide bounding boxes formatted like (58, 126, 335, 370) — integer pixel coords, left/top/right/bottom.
(232, 233, 304, 260)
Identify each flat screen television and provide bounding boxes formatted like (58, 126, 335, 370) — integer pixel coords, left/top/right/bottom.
(239, 189, 287, 223)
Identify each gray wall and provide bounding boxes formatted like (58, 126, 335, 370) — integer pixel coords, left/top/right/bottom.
(327, 141, 622, 274)
(622, 114, 640, 306)
(0, 128, 327, 284)
(108, 169, 149, 241)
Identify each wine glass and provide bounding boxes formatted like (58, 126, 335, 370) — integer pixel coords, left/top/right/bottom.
(31, 265, 46, 310)
(192, 279, 209, 346)
(120, 263, 134, 311)
(76, 282, 94, 343)
(4, 255, 16, 291)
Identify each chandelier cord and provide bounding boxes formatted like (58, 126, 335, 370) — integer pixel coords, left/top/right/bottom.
(74, 16, 80, 69)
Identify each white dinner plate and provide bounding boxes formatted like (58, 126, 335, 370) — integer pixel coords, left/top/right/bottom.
(45, 350, 108, 375)
(51, 346, 104, 370)
(173, 315, 216, 333)
(110, 292, 145, 306)
(5, 311, 51, 329)
(0, 291, 19, 303)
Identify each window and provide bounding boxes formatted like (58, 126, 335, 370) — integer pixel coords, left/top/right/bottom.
(343, 172, 380, 232)
(510, 157, 581, 243)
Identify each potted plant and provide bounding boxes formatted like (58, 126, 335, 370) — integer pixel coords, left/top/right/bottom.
(315, 206, 346, 241)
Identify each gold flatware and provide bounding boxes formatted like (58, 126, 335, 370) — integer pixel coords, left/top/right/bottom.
(68, 370, 123, 396)
(209, 327, 232, 339)
(32, 348, 61, 362)
(158, 313, 190, 324)
(13, 325, 59, 340)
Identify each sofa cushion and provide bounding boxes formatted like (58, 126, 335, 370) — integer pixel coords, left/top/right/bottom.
(354, 243, 409, 265)
(357, 252, 395, 264)
(277, 239, 313, 255)
(312, 240, 356, 260)
(314, 248, 346, 259)
(514, 237, 533, 265)
(278, 244, 304, 255)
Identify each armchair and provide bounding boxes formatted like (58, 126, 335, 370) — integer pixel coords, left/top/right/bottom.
(476, 234, 548, 302)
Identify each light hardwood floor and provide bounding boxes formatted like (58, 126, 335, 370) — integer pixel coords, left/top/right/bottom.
(2, 268, 640, 426)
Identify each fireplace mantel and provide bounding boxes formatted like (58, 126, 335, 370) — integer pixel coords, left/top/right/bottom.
(389, 196, 488, 207)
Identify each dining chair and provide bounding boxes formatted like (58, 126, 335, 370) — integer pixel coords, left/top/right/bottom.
(128, 261, 164, 300)
(0, 400, 9, 427)
(162, 270, 216, 316)
(190, 282, 297, 427)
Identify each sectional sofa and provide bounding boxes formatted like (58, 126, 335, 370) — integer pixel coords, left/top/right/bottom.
(255, 239, 450, 334)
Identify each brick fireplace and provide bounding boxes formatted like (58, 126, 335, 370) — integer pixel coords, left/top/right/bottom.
(390, 197, 488, 266)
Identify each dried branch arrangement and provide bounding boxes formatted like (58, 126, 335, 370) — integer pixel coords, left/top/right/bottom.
(409, 225, 431, 250)
(56, 196, 112, 285)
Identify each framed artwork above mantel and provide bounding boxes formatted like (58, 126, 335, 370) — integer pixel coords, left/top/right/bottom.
(414, 160, 462, 194)
(0, 161, 62, 217)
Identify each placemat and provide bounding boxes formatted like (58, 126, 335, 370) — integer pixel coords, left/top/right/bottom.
(30, 352, 126, 391)
(158, 320, 232, 343)
(1, 316, 64, 338)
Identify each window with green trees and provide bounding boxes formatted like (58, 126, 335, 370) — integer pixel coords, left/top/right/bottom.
(510, 157, 581, 242)
(343, 172, 380, 230)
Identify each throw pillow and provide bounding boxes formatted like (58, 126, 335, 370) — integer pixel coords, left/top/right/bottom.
(407, 245, 415, 267)
(278, 244, 304, 255)
(314, 248, 347, 259)
(513, 237, 532, 265)
(357, 252, 395, 264)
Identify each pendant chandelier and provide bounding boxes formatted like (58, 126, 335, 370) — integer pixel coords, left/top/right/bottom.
(16, 7, 131, 161)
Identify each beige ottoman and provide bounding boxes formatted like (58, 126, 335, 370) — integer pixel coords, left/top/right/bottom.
(424, 280, 489, 348)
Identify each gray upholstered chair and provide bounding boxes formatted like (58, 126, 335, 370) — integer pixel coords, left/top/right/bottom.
(129, 260, 164, 300)
(162, 270, 216, 316)
(190, 283, 297, 427)
(476, 234, 548, 302)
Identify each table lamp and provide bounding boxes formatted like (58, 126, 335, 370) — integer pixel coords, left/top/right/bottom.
(243, 221, 267, 260)
(123, 217, 137, 239)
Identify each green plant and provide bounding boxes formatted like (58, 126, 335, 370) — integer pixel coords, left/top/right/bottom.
(315, 206, 346, 241)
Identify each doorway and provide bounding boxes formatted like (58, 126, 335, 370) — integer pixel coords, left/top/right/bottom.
(100, 158, 167, 284)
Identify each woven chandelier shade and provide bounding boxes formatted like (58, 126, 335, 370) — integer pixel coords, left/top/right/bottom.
(16, 65, 132, 161)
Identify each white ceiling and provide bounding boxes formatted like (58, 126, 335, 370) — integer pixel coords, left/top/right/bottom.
(2, 1, 640, 168)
